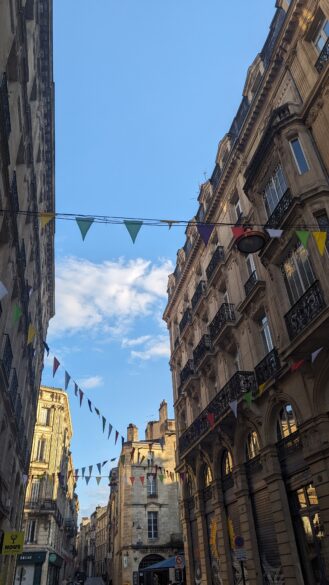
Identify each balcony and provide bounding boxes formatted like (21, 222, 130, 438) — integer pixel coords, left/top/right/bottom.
(1, 335, 13, 386)
(315, 38, 329, 73)
(264, 188, 293, 229)
(179, 371, 256, 456)
(209, 303, 236, 343)
(179, 359, 195, 390)
(206, 246, 225, 282)
(179, 308, 192, 335)
(193, 335, 212, 369)
(277, 431, 302, 461)
(191, 280, 206, 312)
(244, 271, 259, 297)
(255, 348, 281, 386)
(0, 73, 11, 139)
(284, 280, 326, 341)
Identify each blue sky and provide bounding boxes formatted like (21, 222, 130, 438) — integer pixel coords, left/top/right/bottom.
(41, 0, 276, 517)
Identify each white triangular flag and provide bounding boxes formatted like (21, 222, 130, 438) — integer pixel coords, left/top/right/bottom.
(266, 229, 283, 238)
(22, 474, 28, 486)
(311, 348, 323, 363)
(229, 399, 238, 418)
(0, 281, 8, 300)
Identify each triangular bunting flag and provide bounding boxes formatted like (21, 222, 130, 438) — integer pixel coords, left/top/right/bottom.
(159, 474, 164, 483)
(89, 465, 93, 476)
(82, 467, 86, 478)
(313, 231, 327, 255)
(102, 416, 106, 433)
(266, 228, 283, 238)
(140, 476, 145, 486)
(229, 400, 238, 418)
(110, 457, 116, 462)
(40, 212, 55, 228)
(79, 388, 84, 406)
(53, 357, 60, 377)
(231, 226, 245, 239)
(160, 219, 179, 230)
(296, 230, 310, 248)
(95, 407, 100, 417)
(258, 383, 266, 396)
(76, 217, 94, 241)
(0, 281, 8, 300)
(85, 476, 91, 485)
(243, 391, 253, 407)
(22, 474, 28, 486)
(43, 341, 50, 356)
(311, 348, 323, 363)
(207, 412, 215, 428)
(97, 463, 102, 474)
(124, 220, 143, 243)
(130, 476, 135, 485)
(115, 431, 119, 444)
(130, 448, 135, 462)
(96, 476, 102, 485)
(102, 460, 108, 467)
(108, 424, 113, 439)
(291, 359, 305, 372)
(197, 224, 215, 245)
(122, 436, 125, 446)
(65, 371, 71, 390)
(120, 455, 125, 465)
(74, 383, 78, 397)
(13, 304, 22, 323)
(27, 324, 36, 345)
(88, 399, 93, 413)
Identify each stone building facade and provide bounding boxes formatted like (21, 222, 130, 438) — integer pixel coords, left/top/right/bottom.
(163, 1, 329, 584)
(0, 0, 54, 583)
(95, 505, 108, 579)
(16, 387, 78, 585)
(108, 401, 183, 585)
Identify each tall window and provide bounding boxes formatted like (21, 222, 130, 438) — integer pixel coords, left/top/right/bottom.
(282, 245, 315, 305)
(234, 199, 243, 222)
(222, 451, 233, 477)
(277, 404, 297, 439)
(36, 438, 46, 462)
(148, 512, 158, 539)
(246, 431, 260, 460)
(30, 479, 40, 502)
(147, 474, 157, 497)
(204, 465, 213, 487)
(25, 519, 37, 543)
(314, 210, 329, 253)
(147, 451, 154, 467)
(246, 254, 256, 277)
(314, 18, 329, 52)
(263, 165, 288, 217)
(290, 138, 309, 175)
(39, 407, 50, 426)
(259, 313, 274, 354)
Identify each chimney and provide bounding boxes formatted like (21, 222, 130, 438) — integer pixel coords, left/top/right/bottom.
(159, 400, 168, 424)
(127, 423, 138, 442)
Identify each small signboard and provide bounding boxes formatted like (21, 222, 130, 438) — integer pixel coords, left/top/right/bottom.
(235, 549, 247, 562)
(2, 531, 24, 555)
(175, 555, 185, 570)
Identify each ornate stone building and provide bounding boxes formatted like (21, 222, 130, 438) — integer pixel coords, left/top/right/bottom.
(163, 1, 329, 583)
(95, 505, 108, 579)
(16, 387, 78, 585)
(0, 0, 54, 582)
(108, 401, 183, 585)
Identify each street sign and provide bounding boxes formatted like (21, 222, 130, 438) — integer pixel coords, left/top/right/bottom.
(235, 549, 247, 562)
(175, 555, 185, 570)
(234, 535, 244, 548)
(2, 531, 24, 555)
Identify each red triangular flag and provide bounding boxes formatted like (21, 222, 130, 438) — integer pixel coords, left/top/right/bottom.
(231, 226, 245, 239)
(291, 359, 305, 372)
(207, 412, 215, 428)
(115, 431, 119, 444)
(130, 476, 135, 485)
(53, 357, 60, 377)
(140, 476, 145, 486)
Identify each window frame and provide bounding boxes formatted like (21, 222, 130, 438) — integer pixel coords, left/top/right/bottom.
(281, 244, 315, 305)
(246, 431, 260, 460)
(222, 450, 233, 477)
(263, 165, 288, 218)
(25, 519, 37, 543)
(147, 511, 158, 539)
(314, 18, 329, 53)
(277, 403, 298, 439)
(289, 137, 310, 175)
(259, 313, 274, 355)
(147, 473, 157, 497)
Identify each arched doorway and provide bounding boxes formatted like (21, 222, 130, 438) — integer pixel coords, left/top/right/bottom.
(138, 554, 166, 585)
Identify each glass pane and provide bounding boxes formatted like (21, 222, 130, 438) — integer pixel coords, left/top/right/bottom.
(316, 34, 326, 51)
(301, 516, 314, 543)
(306, 484, 318, 506)
(283, 256, 303, 304)
(286, 404, 297, 434)
(297, 488, 307, 509)
(296, 246, 315, 291)
(290, 139, 309, 175)
(312, 512, 325, 539)
(277, 165, 287, 194)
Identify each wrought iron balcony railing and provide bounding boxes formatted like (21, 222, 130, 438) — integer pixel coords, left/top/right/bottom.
(179, 371, 256, 456)
(179, 308, 192, 334)
(193, 335, 212, 369)
(255, 347, 281, 385)
(1, 335, 13, 385)
(179, 359, 195, 388)
(206, 246, 225, 281)
(0, 73, 11, 138)
(191, 281, 206, 311)
(284, 280, 326, 340)
(277, 431, 302, 460)
(244, 271, 259, 297)
(315, 38, 329, 72)
(245, 454, 263, 475)
(209, 303, 236, 342)
(264, 188, 293, 229)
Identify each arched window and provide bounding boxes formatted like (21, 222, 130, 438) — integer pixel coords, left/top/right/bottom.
(246, 431, 260, 460)
(277, 403, 297, 439)
(222, 450, 233, 477)
(204, 465, 213, 488)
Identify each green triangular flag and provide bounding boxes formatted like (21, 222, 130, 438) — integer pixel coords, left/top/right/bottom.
(76, 217, 94, 241)
(13, 304, 22, 323)
(96, 476, 102, 485)
(159, 474, 164, 483)
(296, 230, 310, 249)
(124, 220, 143, 243)
(243, 391, 253, 407)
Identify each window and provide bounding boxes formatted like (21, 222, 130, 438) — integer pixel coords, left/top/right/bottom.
(263, 165, 288, 217)
(25, 519, 37, 543)
(282, 245, 315, 305)
(36, 438, 46, 462)
(246, 254, 256, 277)
(39, 407, 50, 426)
(148, 512, 158, 539)
(246, 431, 260, 460)
(222, 451, 233, 476)
(147, 451, 154, 466)
(314, 210, 329, 253)
(277, 404, 297, 439)
(314, 19, 329, 52)
(30, 479, 40, 502)
(259, 313, 274, 354)
(147, 474, 157, 497)
(290, 138, 309, 175)
(233, 350, 241, 372)
(204, 465, 212, 487)
(234, 199, 243, 223)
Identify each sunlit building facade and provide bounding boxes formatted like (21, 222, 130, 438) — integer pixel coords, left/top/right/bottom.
(164, 1, 329, 583)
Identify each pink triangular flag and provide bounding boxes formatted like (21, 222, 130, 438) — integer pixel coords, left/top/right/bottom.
(207, 412, 215, 428)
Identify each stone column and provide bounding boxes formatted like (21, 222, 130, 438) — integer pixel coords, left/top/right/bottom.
(194, 489, 212, 585)
(181, 499, 194, 585)
(212, 479, 234, 585)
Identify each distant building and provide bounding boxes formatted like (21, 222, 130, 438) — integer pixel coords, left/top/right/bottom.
(163, 1, 329, 584)
(0, 0, 55, 582)
(108, 401, 183, 585)
(95, 505, 108, 579)
(16, 387, 78, 585)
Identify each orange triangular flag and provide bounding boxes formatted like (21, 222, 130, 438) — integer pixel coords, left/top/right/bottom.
(313, 231, 327, 256)
(27, 324, 36, 344)
(40, 212, 55, 228)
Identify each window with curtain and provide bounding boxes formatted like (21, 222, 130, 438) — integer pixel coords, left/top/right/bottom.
(277, 404, 298, 439)
(246, 431, 260, 460)
(263, 165, 288, 217)
(281, 244, 315, 305)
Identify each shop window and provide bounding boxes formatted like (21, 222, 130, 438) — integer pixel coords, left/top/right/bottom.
(281, 244, 315, 305)
(246, 431, 260, 460)
(289, 138, 309, 175)
(263, 165, 288, 218)
(222, 450, 233, 477)
(277, 403, 298, 439)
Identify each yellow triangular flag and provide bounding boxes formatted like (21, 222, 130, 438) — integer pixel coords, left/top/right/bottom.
(258, 383, 266, 395)
(313, 231, 327, 256)
(27, 323, 36, 345)
(40, 212, 55, 228)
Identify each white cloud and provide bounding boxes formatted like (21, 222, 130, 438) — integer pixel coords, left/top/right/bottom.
(121, 335, 152, 348)
(77, 375, 103, 389)
(130, 335, 170, 361)
(48, 256, 172, 338)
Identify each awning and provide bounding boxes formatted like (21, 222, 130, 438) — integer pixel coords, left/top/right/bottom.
(143, 555, 184, 571)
